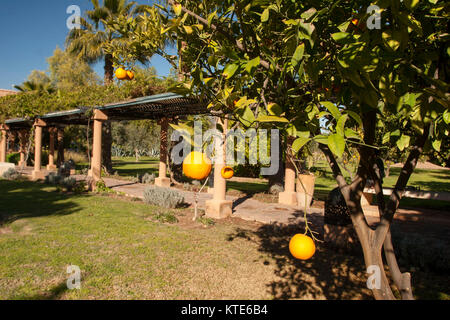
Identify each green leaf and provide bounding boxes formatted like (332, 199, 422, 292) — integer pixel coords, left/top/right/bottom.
(173, 4, 182, 16)
(292, 137, 310, 154)
(404, 0, 420, 10)
(261, 8, 269, 22)
(267, 103, 283, 116)
(346, 111, 362, 126)
(320, 101, 341, 120)
(336, 114, 348, 136)
(222, 63, 239, 79)
(256, 115, 289, 123)
(396, 134, 411, 151)
(291, 43, 305, 68)
(245, 57, 260, 73)
(443, 110, 450, 124)
(313, 135, 329, 145)
(331, 32, 351, 43)
(239, 106, 256, 127)
(382, 132, 390, 144)
(328, 134, 346, 158)
(432, 139, 442, 152)
(183, 25, 193, 34)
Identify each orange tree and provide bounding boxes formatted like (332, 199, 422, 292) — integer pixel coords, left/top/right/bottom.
(104, 0, 449, 300)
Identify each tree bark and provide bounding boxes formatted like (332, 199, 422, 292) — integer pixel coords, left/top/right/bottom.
(102, 54, 114, 174)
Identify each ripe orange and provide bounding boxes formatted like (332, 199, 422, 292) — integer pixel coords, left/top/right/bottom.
(182, 151, 212, 180)
(289, 234, 316, 260)
(115, 67, 128, 80)
(126, 70, 135, 80)
(221, 166, 234, 179)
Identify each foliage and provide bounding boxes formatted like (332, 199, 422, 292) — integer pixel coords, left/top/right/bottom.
(143, 185, 185, 209)
(153, 211, 178, 224)
(1, 168, 20, 180)
(269, 184, 284, 195)
(140, 172, 156, 184)
(45, 172, 63, 185)
(6, 153, 20, 165)
(47, 46, 100, 90)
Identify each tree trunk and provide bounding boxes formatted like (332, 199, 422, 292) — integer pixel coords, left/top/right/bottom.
(267, 136, 285, 189)
(101, 54, 114, 174)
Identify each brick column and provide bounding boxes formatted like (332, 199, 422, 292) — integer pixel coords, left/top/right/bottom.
(90, 110, 108, 189)
(46, 128, 57, 171)
(0, 125, 7, 163)
(205, 118, 232, 219)
(279, 136, 297, 206)
(56, 127, 64, 167)
(32, 119, 46, 180)
(18, 129, 28, 167)
(155, 117, 171, 188)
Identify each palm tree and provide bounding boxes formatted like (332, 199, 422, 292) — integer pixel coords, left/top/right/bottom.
(14, 81, 55, 94)
(66, 0, 149, 172)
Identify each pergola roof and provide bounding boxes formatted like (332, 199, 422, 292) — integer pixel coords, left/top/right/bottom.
(98, 92, 208, 121)
(3, 92, 209, 130)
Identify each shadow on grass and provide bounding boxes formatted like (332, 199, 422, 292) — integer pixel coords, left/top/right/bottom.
(227, 219, 372, 300)
(0, 180, 82, 226)
(10, 281, 70, 300)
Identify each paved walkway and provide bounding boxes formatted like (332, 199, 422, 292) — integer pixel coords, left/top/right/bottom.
(96, 177, 324, 225)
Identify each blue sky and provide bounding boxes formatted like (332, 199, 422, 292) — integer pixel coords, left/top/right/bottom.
(0, 0, 172, 91)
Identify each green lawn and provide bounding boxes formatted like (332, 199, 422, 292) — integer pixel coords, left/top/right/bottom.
(0, 180, 448, 300)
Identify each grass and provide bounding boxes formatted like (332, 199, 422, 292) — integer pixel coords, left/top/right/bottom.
(0, 180, 448, 300)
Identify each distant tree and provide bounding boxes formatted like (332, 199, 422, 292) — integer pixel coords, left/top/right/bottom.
(47, 47, 100, 91)
(14, 70, 54, 94)
(66, 0, 150, 173)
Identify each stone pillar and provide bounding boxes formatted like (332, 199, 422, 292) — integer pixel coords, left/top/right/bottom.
(90, 110, 108, 188)
(46, 128, 57, 171)
(56, 127, 65, 167)
(155, 117, 171, 188)
(205, 118, 232, 219)
(0, 126, 7, 163)
(279, 136, 297, 206)
(32, 119, 46, 180)
(18, 130, 28, 167)
(7, 131, 16, 153)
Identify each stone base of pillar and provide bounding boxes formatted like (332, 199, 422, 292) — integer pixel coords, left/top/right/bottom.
(46, 164, 57, 171)
(70, 169, 76, 175)
(296, 192, 313, 210)
(205, 199, 233, 219)
(278, 191, 297, 206)
(32, 170, 46, 180)
(207, 187, 214, 194)
(361, 193, 373, 206)
(18, 161, 26, 167)
(155, 177, 171, 188)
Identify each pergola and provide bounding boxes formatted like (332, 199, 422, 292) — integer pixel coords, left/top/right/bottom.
(0, 92, 245, 218)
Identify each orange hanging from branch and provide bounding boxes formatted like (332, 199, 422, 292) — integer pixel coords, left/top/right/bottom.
(289, 234, 316, 260)
(221, 166, 234, 179)
(182, 151, 212, 180)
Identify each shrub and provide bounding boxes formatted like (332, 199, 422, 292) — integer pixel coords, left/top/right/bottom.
(140, 172, 155, 184)
(143, 186, 184, 209)
(73, 181, 87, 194)
(2, 168, 20, 180)
(269, 184, 284, 195)
(6, 153, 20, 165)
(154, 212, 178, 224)
(45, 172, 62, 185)
(61, 177, 77, 192)
(233, 164, 262, 178)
